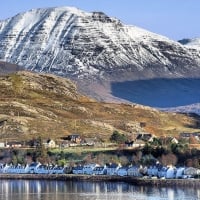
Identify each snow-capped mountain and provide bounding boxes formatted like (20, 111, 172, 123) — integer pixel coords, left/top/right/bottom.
(0, 6, 200, 81)
(0, 7, 200, 112)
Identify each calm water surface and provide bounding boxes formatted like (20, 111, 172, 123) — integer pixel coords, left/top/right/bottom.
(0, 180, 199, 200)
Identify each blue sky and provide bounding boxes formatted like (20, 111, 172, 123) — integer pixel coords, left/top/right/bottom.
(1, 0, 200, 40)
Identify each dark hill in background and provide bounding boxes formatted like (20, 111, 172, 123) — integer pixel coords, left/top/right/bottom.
(0, 61, 24, 74)
(111, 78, 200, 108)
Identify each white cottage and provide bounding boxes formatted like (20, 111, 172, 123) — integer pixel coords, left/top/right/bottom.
(127, 166, 142, 177)
(0, 163, 6, 173)
(51, 166, 65, 174)
(93, 166, 107, 175)
(147, 166, 159, 177)
(35, 164, 50, 174)
(72, 165, 83, 174)
(6, 164, 29, 174)
(157, 166, 168, 178)
(117, 167, 128, 176)
(176, 167, 185, 179)
(165, 166, 176, 179)
(44, 139, 57, 148)
(1, 164, 10, 173)
(82, 164, 99, 175)
(106, 163, 121, 176)
(184, 167, 200, 178)
(27, 162, 41, 174)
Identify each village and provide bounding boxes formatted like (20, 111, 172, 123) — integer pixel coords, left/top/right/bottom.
(0, 130, 199, 180)
(1, 130, 200, 149)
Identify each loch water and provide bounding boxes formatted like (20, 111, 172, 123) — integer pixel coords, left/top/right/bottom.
(0, 180, 199, 200)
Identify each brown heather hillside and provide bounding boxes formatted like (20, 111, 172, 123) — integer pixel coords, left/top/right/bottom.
(0, 71, 199, 141)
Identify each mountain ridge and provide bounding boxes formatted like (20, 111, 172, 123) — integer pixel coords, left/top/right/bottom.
(0, 6, 200, 80)
(0, 7, 200, 109)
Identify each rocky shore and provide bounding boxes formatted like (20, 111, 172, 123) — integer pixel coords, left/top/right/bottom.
(0, 174, 199, 187)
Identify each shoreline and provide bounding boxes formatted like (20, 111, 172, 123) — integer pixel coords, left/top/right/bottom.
(0, 174, 200, 187)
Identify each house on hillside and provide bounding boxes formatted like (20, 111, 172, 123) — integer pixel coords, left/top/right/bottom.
(43, 139, 56, 148)
(170, 137, 179, 144)
(0, 142, 5, 148)
(180, 133, 192, 139)
(61, 134, 82, 144)
(125, 141, 134, 147)
(82, 138, 95, 146)
(136, 133, 153, 142)
(60, 140, 70, 148)
(192, 132, 200, 141)
(6, 141, 23, 148)
(132, 139, 145, 148)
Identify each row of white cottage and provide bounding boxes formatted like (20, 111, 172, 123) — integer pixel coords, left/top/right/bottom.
(0, 162, 200, 179)
(0, 163, 65, 174)
(72, 164, 200, 179)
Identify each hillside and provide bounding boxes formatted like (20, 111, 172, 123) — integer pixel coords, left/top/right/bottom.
(0, 7, 200, 108)
(0, 71, 199, 141)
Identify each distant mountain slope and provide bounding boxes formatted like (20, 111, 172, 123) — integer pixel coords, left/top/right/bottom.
(178, 38, 200, 50)
(0, 61, 24, 74)
(111, 78, 200, 108)
(163, 103, 200, 115)
(0, 71, 199, 140)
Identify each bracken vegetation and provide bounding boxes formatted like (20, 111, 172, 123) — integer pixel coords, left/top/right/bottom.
(0, 71, 200, 142)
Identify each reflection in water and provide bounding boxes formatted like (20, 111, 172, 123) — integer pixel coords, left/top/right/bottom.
(0, 180, 199, 200)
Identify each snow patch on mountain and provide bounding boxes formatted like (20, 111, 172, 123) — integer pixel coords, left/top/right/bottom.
(163, 103, 200, 115)
(184, 38, 200, 50)
(178, 38, 200, 50)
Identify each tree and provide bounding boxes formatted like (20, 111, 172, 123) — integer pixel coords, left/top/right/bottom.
(110, 131, 127, 144)
(132, 151, 143, 165)
(159, 153, 177, 166)
(170, 142, 188, 154)
(189, 136, 199, 144)
(35, 136, 48, 164)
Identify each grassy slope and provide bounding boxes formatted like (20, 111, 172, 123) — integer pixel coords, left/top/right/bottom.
(0, 71, 199, 141)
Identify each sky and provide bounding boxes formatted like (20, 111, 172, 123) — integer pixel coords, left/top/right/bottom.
(1, 0, 200, 41)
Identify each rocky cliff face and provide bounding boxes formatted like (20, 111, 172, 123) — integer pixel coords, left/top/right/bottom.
(0, 7, 200, 82)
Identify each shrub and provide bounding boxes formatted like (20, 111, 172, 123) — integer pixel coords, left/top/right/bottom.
(110, 130, 127, 144)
